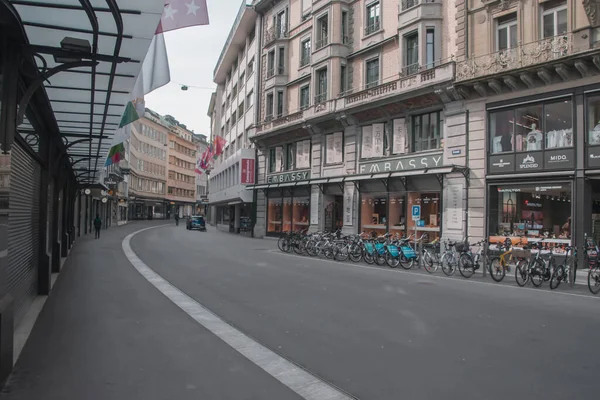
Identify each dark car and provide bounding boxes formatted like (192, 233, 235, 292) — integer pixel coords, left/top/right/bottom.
(186, 215, 206, 231)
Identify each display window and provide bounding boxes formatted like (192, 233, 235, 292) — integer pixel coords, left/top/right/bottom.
(267, 197, 282, 233)
(407, 192, 440, 242)
(488, 182, 572, 245)
(388, 194, 406, 235)
(283, 197, 293, 232)
(588, 95, 600, 145)
(292, 197, 310, 231)
(360, 194, 387, 236)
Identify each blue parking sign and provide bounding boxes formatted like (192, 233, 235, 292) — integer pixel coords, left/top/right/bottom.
(411, 205, 421, 221)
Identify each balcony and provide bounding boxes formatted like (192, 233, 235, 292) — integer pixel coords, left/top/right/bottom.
(264, 26, 289, 47)
(399, 0, 442, 28)
(455, 32, 600, 97)
(300, 55, 310, 68)
(315, 36, 329, 50)
(364, 21, 381, 36)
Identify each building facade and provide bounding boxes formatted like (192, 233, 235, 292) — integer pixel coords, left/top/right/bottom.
(208, 1, 260, 233)
(127, 110, 169, 220)
(249, 0, 465, 240)
(454, 0, 600, 248)
(193, 133, 210, 215)
(167, 125, 198, 218)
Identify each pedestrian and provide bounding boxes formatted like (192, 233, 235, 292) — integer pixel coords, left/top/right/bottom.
(174, 213, 180, 226)
(94, 214, 102, 239)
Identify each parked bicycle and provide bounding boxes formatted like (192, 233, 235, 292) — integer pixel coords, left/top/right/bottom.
(489, 238, 527, 282)
(550, 245, 576, 290)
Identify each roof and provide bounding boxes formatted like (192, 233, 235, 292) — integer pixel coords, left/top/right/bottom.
(8, 0, 164, 185)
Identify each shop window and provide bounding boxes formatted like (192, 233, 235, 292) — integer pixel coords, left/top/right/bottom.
(587, 95, 600, 145)
(490, 109, 515, 154)
(407, 192, 440, 242)
(412, 111, 443, 152)
(488, 183, 571, 244)
(268, 197, 282, 233)
(514, 104, 542, 152)
(292, 197, 310, 231)
(360, 194, 387, 236)
(283, 197, 293, 232)
(388, 194, 406, 236)
(544, 100, 573, 149)
(325, 132, 343, 164)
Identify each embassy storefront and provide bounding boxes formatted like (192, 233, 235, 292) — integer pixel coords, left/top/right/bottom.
(484, 86, 600, 248)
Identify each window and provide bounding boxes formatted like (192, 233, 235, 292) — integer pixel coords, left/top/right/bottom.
(246, 91, 253, 110)
(295, 139, 311, 168)
(326, 132, 343, 164)
(404, 32, 419, 74)
(232, 58, 238, 72)
(231, 111, 237, 124)
(248, 57, 255, 77)
(238, 102, 245, 118)
(361, 124, 385, 158)
(426, 28, 435, 68)
(316, 68, 327, 104)
(542, 1, 567, 38)
(366, 58, 379, 89)
(496, 13, 517, 51)
(402, 0, 418, 10)
(232, 84, 238, 97)
(275, 9, 288, 38)
(366, 1, 380, 35)
(277, 91, 284, 118)
(340, 65, 348, 94)
(269, 146, 283, 173)
(266, 93, 274, 120)
(300, 38, 311, 67)
(342, 11, 349, 44)
(239, 71, 245, 86)
(278, 47, 285, 74)
(300, 85, 310, 110)
(249, 27, 255, 44)
(316, 14, 328, 49)
(267, 50, 275, 77)
(286, 142, 295, 170)
(412, 111, 443, 152)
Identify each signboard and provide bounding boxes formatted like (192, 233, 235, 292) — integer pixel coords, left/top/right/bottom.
(266, 170, 310, 184)
(488, 154, 515, 173)
(516, 152, 543, 172)
(344, 185, 354, 226)
(489, 149, 575, 174)
(392, 118, 406, 154)
(446, 183, 463, 231)
(241, 158, 255, 184)
(411, 205, 421, 221)
(358, 152, 443, 174)
(544, 148, 575, 170)
(588, 146, 600, 168)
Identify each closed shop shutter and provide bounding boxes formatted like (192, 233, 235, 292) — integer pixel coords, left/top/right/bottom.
(8, 142, 41, 325)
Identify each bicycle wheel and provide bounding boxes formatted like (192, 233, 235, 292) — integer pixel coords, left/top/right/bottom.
(334, 244, 349, 261)
(458, 253, 475, 278)
(374, 250, 387, 266)
(349, 244, 363, 262)
(277, 237, 290, 252)
(530, 260, 545, 287)
(363, 248, 375, 264)
(385, 252, 400, 268)
(441, 253, 455, 276)
(515, 260, 529, 287)
(550, 265, 564, 290)
(488, 257, 506, 282)
(293, 239, 305, 255)
(423, 251, 438, 274)
(305, 240, 317, 257)
(399, 253, 415, 270)
(589, 266, 600, 295)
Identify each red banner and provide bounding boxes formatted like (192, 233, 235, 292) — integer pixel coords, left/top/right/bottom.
(241, 158, 255, 184)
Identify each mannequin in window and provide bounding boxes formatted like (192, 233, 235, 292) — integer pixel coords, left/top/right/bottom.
(526, 123, 543, 151)
(591, 121, 600, 145)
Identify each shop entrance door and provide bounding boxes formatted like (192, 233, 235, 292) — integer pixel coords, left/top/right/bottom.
(229, 205, 236, 233)
(325, 196, 343, 232)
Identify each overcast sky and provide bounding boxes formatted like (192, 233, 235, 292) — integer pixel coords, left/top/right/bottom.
(145, 0, 248, 137)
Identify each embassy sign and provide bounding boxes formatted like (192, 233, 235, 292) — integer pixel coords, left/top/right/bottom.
(488, 149, 574, 174)
(266, 170, 311, 184)
(358, 153, 443, 174)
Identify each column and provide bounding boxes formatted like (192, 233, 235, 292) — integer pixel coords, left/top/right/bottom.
(234, 203, 241, 234)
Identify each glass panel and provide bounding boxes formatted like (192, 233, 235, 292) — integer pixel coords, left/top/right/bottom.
(292, 197, 310, 231)
(286, 143, 295, 170)
(283, 197, 293, 232)
(388, 194, 406, 236)
(406, 33, 419, 71)
(267, 197, 282, 233)
(514, 104, 543, 152)
(557, 9, 567, 35)
(407, 192, 441, 242)
(498, 26, 508, 51)
(360, 194, 387, 237)
(426, 29, 434, 68)
(543, 13, 555, 38)
(587, 96, 600, 145)
(490, 109, 514, 153)
(509, 24, 518, 48)
(544, 100, 573, 148)
(488, 183, 572, 245)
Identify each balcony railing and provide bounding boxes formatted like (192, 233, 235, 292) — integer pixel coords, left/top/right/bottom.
(264, 26, 289, 46)
(315, 93, 327, 105)
(267, 68, 275, 78)
(401, 63, 421, 76)
(401, 0, 437, 11)
(315, 36, 329, 50)
(365, 21, 380, 36)
(300, 55, 310, 67)
(456, 33, 574, 82)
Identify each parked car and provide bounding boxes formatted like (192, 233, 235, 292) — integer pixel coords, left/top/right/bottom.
(186, 215, 206, 231)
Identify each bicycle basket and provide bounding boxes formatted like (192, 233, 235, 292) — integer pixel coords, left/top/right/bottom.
(511, 249, 531, 259)
(454, 242, 468, 253)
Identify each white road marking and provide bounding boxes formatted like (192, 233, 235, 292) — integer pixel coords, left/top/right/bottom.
(123, 226, 355, 400)
(268, 250, 600, 301)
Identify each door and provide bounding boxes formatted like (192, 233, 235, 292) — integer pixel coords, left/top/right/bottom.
(325, 196, 343, 232)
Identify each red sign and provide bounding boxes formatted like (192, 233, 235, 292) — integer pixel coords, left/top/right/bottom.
(241, 158, 255, 184)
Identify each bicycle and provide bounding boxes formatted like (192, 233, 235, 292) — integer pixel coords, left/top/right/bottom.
(550, 245, 576, 290)
(440, 239, 472, 277)
(488, 237, 525, 282)
(458, 239, 486, 279)
(586, 241, 600, 295)
(422, 238, 441, 274)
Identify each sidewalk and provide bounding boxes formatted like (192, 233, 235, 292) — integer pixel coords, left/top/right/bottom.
(0, 221, 300, 400)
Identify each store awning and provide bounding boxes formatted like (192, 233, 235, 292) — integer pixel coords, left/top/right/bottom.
(10, 0, 164, 185)
(487, 171, 574, 180)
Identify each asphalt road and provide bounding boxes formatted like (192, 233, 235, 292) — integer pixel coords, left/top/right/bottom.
(130, 225, 600, 400)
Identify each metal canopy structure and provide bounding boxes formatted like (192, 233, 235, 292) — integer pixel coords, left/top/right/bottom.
(9, 0, 165, 184)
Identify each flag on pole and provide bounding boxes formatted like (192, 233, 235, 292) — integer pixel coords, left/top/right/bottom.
(212, 136, 226, 160)
(103, 0, 209, 168)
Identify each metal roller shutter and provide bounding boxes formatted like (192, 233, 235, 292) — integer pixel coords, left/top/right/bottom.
(7, 142, 41, 325)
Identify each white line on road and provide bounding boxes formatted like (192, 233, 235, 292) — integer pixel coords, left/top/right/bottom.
(123, 226, 355, 400)
(268, 250, 600, 301)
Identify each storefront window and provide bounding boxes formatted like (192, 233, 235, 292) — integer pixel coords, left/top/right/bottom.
(544, 100, 573, 149)
(514, 104, 542, 152)
(360, 194, 387, 236)
(588, 95, 600, 145)
(267, 197, 282, 233)
(490, 109, 514, 154)
(388, 194, 406, 236)
(292, 197, 310, 231)
(488, 183, 571, 244)
(283, 197, 292, 232)
(407, 192, 440, 242)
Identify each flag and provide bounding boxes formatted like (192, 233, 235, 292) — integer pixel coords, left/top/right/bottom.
(156, 0, 209, 33)
(103, 0, 209, 169)
(105, 103, 140, 166)
(105, 143, 125, 167)
(212, 136, 226, 160)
